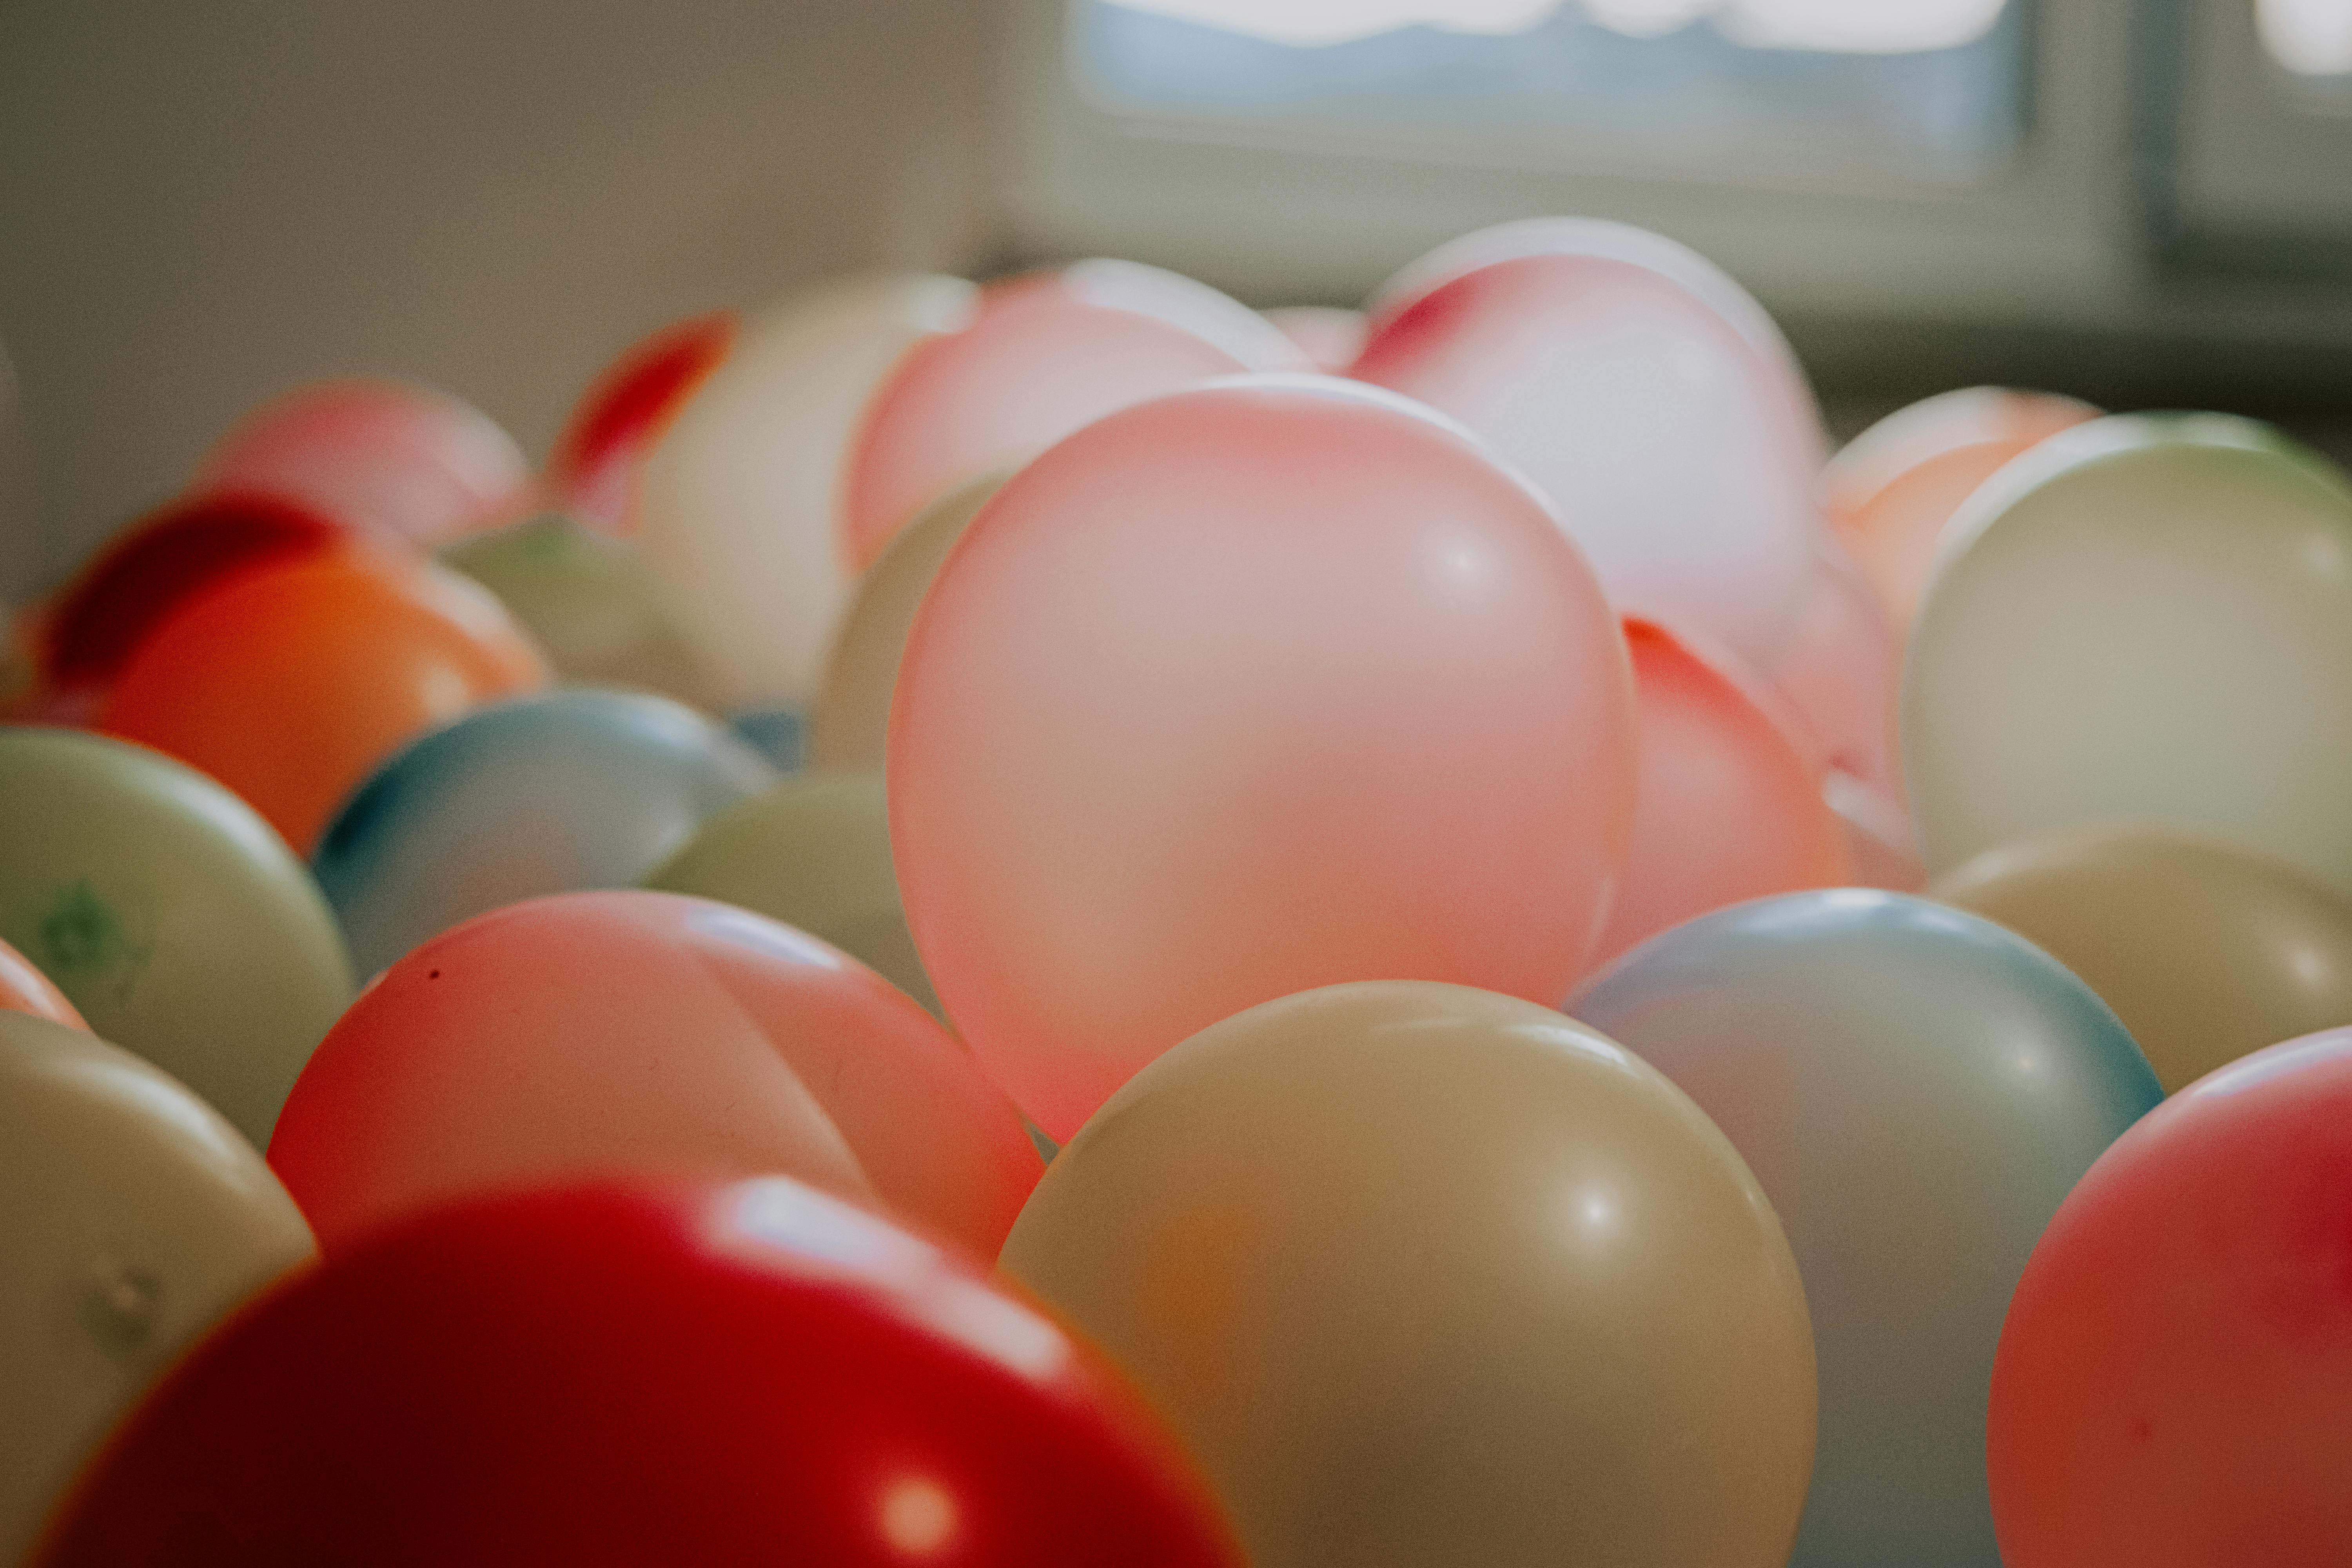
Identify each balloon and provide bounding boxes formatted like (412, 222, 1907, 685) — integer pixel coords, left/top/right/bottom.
(631, 274, 978, 710)
(1575, 891, 2161, 1567)
(841, 260, 1310, 571)
(33, 1178, 1242, 1567)
(1827, 387, 2096, 630)
(268, 890, 1039, 1256)
(0, 728, 354, 1145)
(1826, 770, 1926, 893)
(730, 706, 806, 772)
(0, 933, 85, 1029)
(1352, 218, 1822, 666)
(644, 771, 938, 1019)
(1904, 415, 2352, 898)
(1987, 1030, 2352, 1568)
(191, 377, 533, 548)
(440, 514, 721, 707)
(546, 310, 738, 534)
(810, 472, 1005, 771)
(1934, 823, 2352, 1093)
(314, 689, 776, 976)
(891, 377, 1637, 1140)
(1766, 539, 1902, 795)
(1001, 980, 1817, 1568)
(1589, 617, 1848, 973)
(97, 555, 547, 852)
(2, 1012, 314, 1564)
(1262, 305, 1365, 372)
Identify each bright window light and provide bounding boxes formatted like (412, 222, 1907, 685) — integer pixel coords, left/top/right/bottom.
(1100, 0, 2009, 54)
(1717, 0, 2009, 54)
(1582, 0, 1713, 40)
(2258, 0, 2352, 77)
(1102, 0, 1566, 48)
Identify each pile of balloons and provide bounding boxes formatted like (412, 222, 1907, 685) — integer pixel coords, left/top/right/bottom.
(3, 218, 2349, 1568)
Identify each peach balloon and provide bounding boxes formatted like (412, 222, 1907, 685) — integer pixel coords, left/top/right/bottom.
(1827, 387, 2098, 630)
(192, 378, 534, 548)
(1262, 305, 1366, 373)
(0, 934, 83, 1030)
(1828, 770, 1928, 893)
(1765, 539, 1903, 795)
(1588, 618, 1849, 973)
(267, 891, 1041, 1258)
(841, 260, 1310, 570)
(891, 377, 1638, 1140)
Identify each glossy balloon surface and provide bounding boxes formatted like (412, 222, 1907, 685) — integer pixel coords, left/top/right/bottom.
(1904, 415, 2352, 898)
(1002, 980, 1817, 1568)
(637, 274, 976, 710)
(1575, 890, 2161, 1568)
(891, 378, 1637, 1140)
(842, 260, 1308, 570)
(98, 555, 546, 851)
(645, 771, 938, 1018)
(1262, 305, 1365, 372)
(0, 934, 85, 1029)
(35, 1178, 1241, 1568)
(1, 1012, 313, 1564)
(269, 891, 1038, 1256)
(1935, 824, 2352, 1092)
(1989, 1030, 2352, 1567)
(0, 729, 353, 1144)
(191, 378, 532, 548)
(315, 690, 775, 976)
(547, 311, 738, 534)
(811, 472, 1004, 771)
(1767, 539, 1902, 795)
(1353, 219, 1820, 665)
(1590, 618, 1848, 973)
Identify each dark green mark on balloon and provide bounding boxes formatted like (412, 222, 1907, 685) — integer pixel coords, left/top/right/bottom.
(38, 881, 153, 1004)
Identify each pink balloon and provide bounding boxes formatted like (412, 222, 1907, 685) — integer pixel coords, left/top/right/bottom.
(194, 377, 534, 548)
(1586, 617, 1851, 973)
(891, 376, 1638, 1140)
(1352, 220, 1822, 668)
(840, 260, 1310, 571)
(1263, 305, 1367, 374)
(267, 890, 1042, 1258)
(1765, 537, 1904, 797)
(1826, 769, 1927, 893)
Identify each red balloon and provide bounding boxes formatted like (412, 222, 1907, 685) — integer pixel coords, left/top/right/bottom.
(32, 1178, 1243, 1568)
(547, 310, 740, 534)
(1987, 1030, 2352, 1568)
(269, 891, 1041, 1258)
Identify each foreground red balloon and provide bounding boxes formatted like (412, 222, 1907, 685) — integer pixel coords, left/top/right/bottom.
(269, 891, 1040, 1256)
(1987, 1029, 2352, 1568)
(33, 1178, 1242, 1568)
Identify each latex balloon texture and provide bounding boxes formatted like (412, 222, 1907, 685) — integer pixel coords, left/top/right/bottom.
(1261, 305, 1365, 372)
(0, 933, 86, 1029)
(34, 1178, 1243, 1568)
(1, 1011, 313, 1564)
(97, 554, 547, 852)
(268, 890, 1038, 1256)
(1826, 771, 1926, 893)
(1574, 889, 2162, 1568)
(1766, 539, 1902, 795)
(546, 310, 738, 534)
(890, 376, 1638, 1140)
(314, 689, 776, 978)
(1001, 980, 1816, 1568)
(0, 728, 354, 1145)
(1903, 414, 2352, 898)
(1934, 823, 2352, 1092)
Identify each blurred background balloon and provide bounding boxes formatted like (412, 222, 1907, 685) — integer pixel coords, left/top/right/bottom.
(1261, 305, 1365, 372)
(1826, 771, 1927, 893)
(314, 689, 775, 977)
(1002, 980, 1816, 1568)
(36, 1178, 1242, 1568)
(1904, 415, 2352, 899)
(269, 891, 1038, 1256)
(1764, 539, 1902, 798)
(1989, 1029, 2352, 1568)
(890, 377, 1637, 1140)
(0, 729, 353, 1144)
(1934, 823, 2352, 1093)
(1575, 889, 2162, 1568)
(1, 1011, 314, 1564)
(0, 933, 86, 1029)
(545, 310, 739, 535)
(96, 555, 546, 851)
(645, 771, 938, 1020)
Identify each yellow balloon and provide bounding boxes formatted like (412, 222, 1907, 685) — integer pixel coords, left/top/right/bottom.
(1933, 823, 2352, 1093)
(1000, 981, 1815, 1568)
(810, 473, 1005, 771)
(0, 1011, 314, 1560)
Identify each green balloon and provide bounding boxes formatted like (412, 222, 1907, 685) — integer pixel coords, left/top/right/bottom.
(644, 771, 939, 1020)
(0, 728, 354, 1144)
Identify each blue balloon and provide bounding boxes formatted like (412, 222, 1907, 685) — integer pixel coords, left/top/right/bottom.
(316, 690, 776, 976)
(729, 707, 808, 773)
(1573, 889, 2160, 1568)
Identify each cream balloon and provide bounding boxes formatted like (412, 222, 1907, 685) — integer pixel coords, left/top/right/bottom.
(0, 1011, 314, 1562)
(635, 274, 978, 710)
(1001, 981, 1817, 1568)
(1904, 415, 2352, 898)
(810, 473, 1005, 772)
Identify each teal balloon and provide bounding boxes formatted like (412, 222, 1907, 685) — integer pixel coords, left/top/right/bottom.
(1572, 889, 2160, 1568)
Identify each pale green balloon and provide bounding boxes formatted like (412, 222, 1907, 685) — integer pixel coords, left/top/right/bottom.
(0, 729, 354, 1143)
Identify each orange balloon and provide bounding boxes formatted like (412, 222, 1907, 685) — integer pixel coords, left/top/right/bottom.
(1766, 539, 1903, 797)
(1587, 618, 1851, 973)
(0, 934, 85, 1030)
(97, 555, 545, 851)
